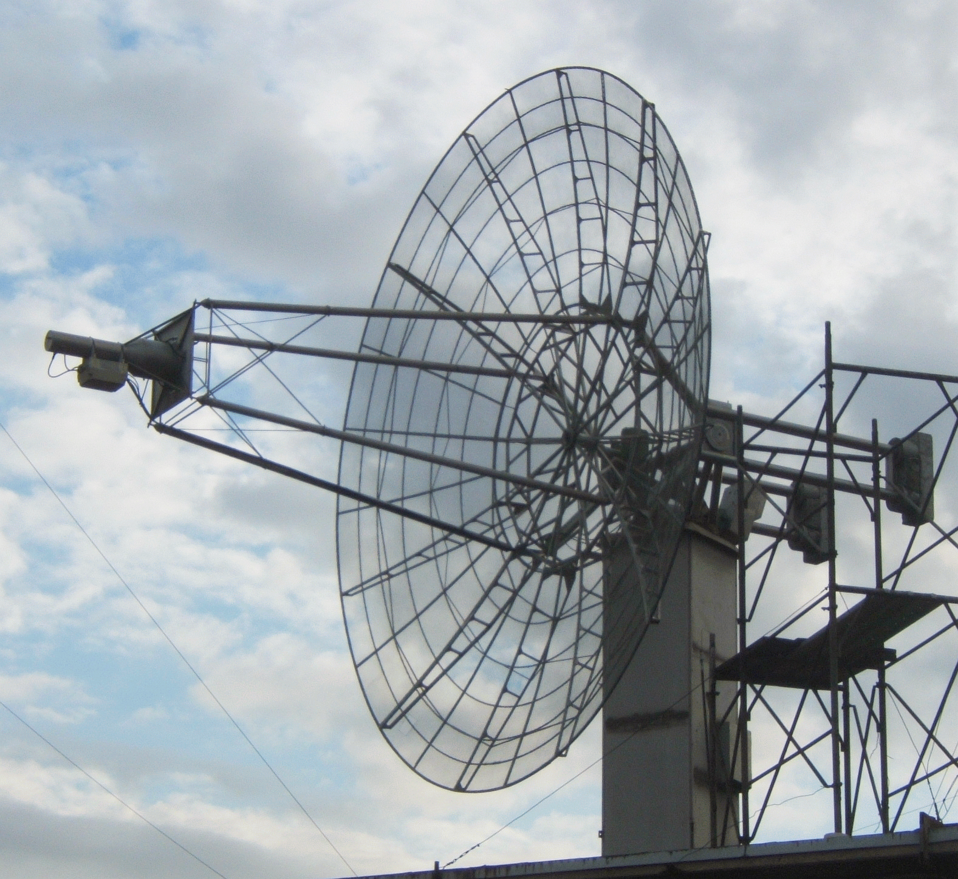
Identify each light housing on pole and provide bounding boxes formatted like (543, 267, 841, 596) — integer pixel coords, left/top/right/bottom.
(886, 433, 935, 526)
(787, 481, 834, 565)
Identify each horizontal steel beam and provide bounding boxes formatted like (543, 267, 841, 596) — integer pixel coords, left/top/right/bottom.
(833, 360, 958, 385)
(706, 402, 891, 455)
(700, 448, 899, 503)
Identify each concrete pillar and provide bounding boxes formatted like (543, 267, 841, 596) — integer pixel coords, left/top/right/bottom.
(601, 526, 739, 855)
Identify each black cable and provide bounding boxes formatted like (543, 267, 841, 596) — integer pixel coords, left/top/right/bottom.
(0, 699, 231, 879)
(0, 421, 357, 876)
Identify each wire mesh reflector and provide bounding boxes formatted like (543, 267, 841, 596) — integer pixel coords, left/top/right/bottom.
(336, 67, 710, 791)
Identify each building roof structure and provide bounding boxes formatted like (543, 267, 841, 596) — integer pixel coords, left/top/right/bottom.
(358, 823, 958, 879)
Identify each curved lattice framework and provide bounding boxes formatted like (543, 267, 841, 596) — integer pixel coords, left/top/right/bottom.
(336, 68, 710, 790)
(43, 67, 711, 793)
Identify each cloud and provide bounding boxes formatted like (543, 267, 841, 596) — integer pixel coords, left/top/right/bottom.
(1, 2, 958, 877)
(0, 164, 90, 274)
(0, 672, 96, 723)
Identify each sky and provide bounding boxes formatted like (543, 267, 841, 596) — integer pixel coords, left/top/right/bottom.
(1, 1, 958, 877)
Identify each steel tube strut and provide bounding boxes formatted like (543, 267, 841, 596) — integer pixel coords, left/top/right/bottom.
(194, 332, 534, 380)
(153, 422, 536, 559)
(825, 322, 843, 834)
(200, 299, 632, 326)
(197, 395, 609, 506)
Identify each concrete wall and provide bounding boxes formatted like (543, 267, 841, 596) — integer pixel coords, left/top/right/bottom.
(601, 527, 739, 855)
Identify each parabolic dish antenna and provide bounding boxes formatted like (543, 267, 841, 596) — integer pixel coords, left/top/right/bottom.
(336, 67, 711, 791)
(42, 67, 958, 847)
